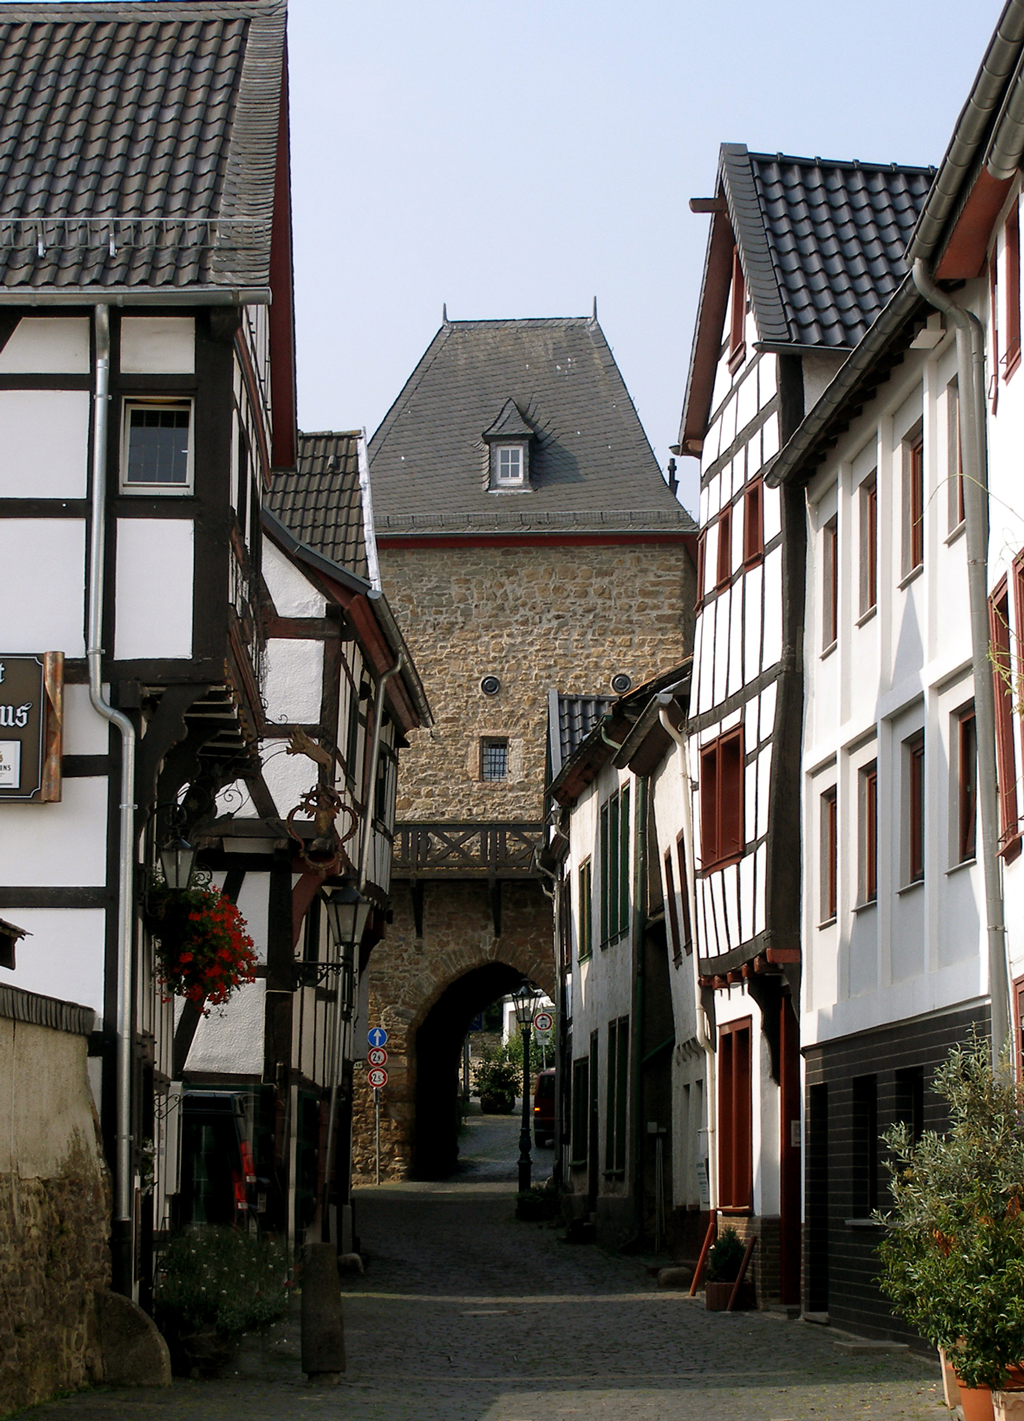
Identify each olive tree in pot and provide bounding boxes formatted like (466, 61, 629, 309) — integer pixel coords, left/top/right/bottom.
(876, 1034, 1024, 1421)
(704, 1226, 755, 1310)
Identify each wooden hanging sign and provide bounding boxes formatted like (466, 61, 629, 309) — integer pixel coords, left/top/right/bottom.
(0, 653, 63, 802)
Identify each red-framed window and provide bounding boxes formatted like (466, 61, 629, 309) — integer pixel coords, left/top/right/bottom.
(820, 785, 837, 923)
(947, 381, 965, 530)
(903, 428, 924, 575)
(907, 732, 925, 885)
(675, 833, 693, 955)
(860, 475, 877, 615)
(823, 515, 838, 649)
(990, 576, 1020, 858)
(719, 1018, 753, 1210)
(861, 761, 878, 903)
(700, 727, 744, 869)
(696, 529, 707, 606)
(957, 705, 977, 864)
(728, 246, 746, 372)
(1006, 203, 1021, 380)
(743, 479, 763, 566)
(716, 505, 733, 589)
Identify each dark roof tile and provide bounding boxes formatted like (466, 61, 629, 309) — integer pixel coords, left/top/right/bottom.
(267, 431, 371, 581)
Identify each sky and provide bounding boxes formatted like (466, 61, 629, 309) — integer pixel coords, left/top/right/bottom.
(288, 1, 1004, 517)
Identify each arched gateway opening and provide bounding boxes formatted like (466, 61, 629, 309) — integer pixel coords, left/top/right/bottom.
(414, 962, 528, 1179)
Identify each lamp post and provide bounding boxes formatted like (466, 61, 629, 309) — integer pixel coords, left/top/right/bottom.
(158, 835, 196, 891)
(512, 983, 540, 1193)
(320, 881, 371, 1242)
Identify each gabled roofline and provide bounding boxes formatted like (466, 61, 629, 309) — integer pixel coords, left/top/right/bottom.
(908, 0, 1024, 275)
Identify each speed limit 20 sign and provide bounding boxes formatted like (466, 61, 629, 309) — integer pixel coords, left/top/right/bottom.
(367, 1066, 388, 1089)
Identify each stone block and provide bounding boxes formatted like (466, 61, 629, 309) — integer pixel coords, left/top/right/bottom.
(98, 1290, 171, 1387)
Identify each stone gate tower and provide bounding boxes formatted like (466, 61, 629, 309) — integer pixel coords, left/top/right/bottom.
(358, 314, 697, 1178)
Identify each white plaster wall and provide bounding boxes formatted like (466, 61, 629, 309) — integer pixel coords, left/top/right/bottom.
(0, 907, 106, 1013)
(261, 742, 318, 818)
(62, 682, 112, 756)
(119, 317, 195, 374)
(264, 638, 324, 724)
(115, 518, 194, 659)
(0, 777, 108, 885)
(0, 391, 91, 499)
(184, 979, 266, 1075)
(234, 872, 270, 965)
(0, 317, 89, 373)
(263, 540, 328, 618)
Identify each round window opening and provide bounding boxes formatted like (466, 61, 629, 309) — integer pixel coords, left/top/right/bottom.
(610, 673, 633, 695)
(480, 675, 501, 697)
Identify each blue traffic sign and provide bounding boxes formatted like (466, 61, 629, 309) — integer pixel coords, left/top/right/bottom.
(368, 1026, 388, 1048)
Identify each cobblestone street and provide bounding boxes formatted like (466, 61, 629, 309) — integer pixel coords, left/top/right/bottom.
(24, 1111, 947, 1421)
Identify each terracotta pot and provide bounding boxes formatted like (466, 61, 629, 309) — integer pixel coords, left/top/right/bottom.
(704, 1279, 756, 1311)
(1003, 1365, 1024, 1392)
(957, 1380, 995, 1421)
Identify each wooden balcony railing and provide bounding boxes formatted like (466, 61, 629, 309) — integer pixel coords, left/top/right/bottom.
(392, 822, 544, 878)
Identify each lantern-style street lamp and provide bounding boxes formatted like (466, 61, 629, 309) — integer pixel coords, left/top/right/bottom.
(512, 982, 541, 1193)
(158, 836, 196, 891)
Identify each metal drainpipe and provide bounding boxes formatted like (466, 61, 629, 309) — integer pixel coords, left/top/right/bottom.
(659, 705, 717, 1212)
(87, 303, 138, 1291)
(322, 650, 404, 1231)
(911, 260, 1011, 1066)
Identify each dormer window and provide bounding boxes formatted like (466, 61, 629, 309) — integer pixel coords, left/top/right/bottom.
(483, 398, 534, 492)
(495, 444, 525, 486)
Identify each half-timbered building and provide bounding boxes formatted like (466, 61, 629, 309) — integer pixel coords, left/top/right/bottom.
(677, 147, 933, 1304)
(0, 0, 295, 1296)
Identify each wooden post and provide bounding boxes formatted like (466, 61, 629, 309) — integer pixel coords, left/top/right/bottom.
(727, 1234, 758, 1311)
(689, 1214, 717, 1296)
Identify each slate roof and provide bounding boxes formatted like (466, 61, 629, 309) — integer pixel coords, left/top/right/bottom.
(722, 145, 935, 350)
(369, 317, 696, 535)
(552, 694, 615, 776)
(0, 1, 286, 292)
(267, 432, 372, 583)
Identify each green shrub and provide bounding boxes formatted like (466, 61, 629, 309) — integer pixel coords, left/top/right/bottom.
(474, 1043, 520, 1102)
(877, 1032, 1024, 1390)
(705, 1226, 746, 1283)
(154, 1226, 291, 1340)
(515, 1188, 560, 1222)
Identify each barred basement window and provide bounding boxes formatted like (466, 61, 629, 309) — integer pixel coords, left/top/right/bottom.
(481, 738, 509, 781)
(122, 401, 192, 490)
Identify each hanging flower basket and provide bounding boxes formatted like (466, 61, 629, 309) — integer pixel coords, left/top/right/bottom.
(148, 883, 257, 1009)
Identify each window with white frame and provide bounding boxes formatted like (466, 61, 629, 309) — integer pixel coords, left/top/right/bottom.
(492, 443, 526, 488)
(122, 400, 192, 491)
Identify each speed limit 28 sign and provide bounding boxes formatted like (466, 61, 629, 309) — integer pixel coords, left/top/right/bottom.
(367, 1066, 388, 1089)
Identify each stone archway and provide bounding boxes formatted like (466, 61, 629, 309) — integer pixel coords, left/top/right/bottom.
(351, 878, 555, 1182)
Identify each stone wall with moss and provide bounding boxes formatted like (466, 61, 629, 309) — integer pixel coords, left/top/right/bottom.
(0, 998, 110, 1415)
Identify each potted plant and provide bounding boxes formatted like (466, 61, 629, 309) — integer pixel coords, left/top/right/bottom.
(474, 1044, 519, 1114)
(147, 881, 258, 1009)
(704, 1226, 755, 1310)
(877, 1034, 1024, 1420)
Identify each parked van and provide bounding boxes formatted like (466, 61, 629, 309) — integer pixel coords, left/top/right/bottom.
(533, 1068, 556, 1148)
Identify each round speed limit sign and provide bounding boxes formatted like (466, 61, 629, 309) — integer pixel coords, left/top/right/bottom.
(367, 1066, 388, 1089)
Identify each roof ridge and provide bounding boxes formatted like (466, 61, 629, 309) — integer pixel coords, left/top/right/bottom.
(746, 149, 936, 175)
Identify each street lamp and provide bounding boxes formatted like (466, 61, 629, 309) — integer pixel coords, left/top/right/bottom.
(158, 836, 196, 891)
(512, 982, 541, 1193)
(323, 881, 371, 1016)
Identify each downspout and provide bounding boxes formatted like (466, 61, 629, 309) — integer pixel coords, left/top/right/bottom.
(912, 260, 1010, 1066)
(659, 704, 717, 1212)
(87, 303, 138, 1292)
(322, 645, 403, 1231)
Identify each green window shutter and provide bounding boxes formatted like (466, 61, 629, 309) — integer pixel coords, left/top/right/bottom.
(619, 785, 631, 936)
(605, 1019, 618, 1171)
(579, 861, 592, 958)
(615, 1015, 629, 1172)
(608, 793, 619, 939)
(571, 1057, 589, 1163)
(599, 804, 609, 944)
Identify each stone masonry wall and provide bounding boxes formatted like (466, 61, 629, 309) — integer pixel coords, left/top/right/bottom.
(352, 879, 555, 1182)
(381, 540, 693, 820)
(0, 1012, 110, 1415)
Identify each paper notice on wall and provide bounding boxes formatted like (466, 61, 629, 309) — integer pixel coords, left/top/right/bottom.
(0, 741, 20, 789)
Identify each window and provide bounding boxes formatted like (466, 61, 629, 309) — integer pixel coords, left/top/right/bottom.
(1016, 977, 1024, 1082)
(743, 479, 763, 565)
(859, 474, 877, 615)
(494, 444, 525, 486)
(895, 1066, 924, 1144)
(716, 505, 733, 589)
(675, 834, 693, 954)
(957, 706, 978, 863)
(570, 1057, 589, 1165)
(947, 381, 965, 531)
(599, 785, 631, 945)
(375, 749, 395, 822)
(696, 530, 707, 605)
(820, 786, 837, 923)
(990, 578, 1019, 855)
(903, 426, 924, 576)
(664, 848, 681, 962)
(822, 515, 838, 650)
(860, 760, 878, 904)
(122, 401, 192, 490)
(906, 731, 925, 885)
(718, 1018, 752, 1209)
(1007, 203, 1021, 380)
(481, 738, 509, 781)
(344, 676, 366, 786)
(605, 1015, 629, 1175)
(728, 246, 747, 372)
(851, 1074, 878, 1217)
(578, 859, 593, 960)
(700, 727, 744, 869)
